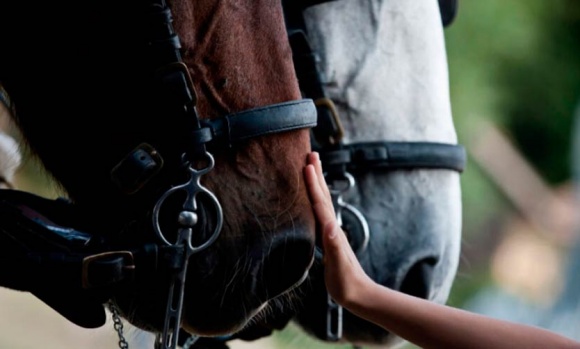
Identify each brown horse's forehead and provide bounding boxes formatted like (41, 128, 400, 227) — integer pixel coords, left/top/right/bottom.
(169, 0, 301, 119)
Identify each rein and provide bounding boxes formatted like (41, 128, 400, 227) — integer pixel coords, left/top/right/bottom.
(0, 1, 316, 348)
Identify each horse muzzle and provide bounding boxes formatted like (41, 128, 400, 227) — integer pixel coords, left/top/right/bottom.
(177, 221, 315, 336)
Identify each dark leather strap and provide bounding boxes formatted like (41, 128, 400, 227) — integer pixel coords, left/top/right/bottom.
(197, 99, 317, 146)
(0, 190, 130, 287)
(145, 1, 317, 156)
(0, 0, 319, 335)
(439, 0, 459, 27)
(0, 189, 182, 328)
(283, 1, 344, 149)
(282, 0, 466, 177)
(109, 2, 318, 193)
(321, 141, 467, 174)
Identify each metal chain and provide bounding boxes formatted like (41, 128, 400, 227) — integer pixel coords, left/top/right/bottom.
(108, 300, 130, 349)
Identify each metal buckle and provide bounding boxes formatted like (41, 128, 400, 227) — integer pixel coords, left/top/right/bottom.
(315, 97, 344, 144)
(155, 61, 199, 106)
(110, 143, 165, 195)
(82, 251, 135, 289)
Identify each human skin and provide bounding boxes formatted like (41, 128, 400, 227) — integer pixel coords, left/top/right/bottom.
(303, 151, 580, 349)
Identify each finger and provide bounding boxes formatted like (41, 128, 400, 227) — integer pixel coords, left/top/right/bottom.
(312, 200, 338, 233)
(321, 221, 352, 266)
(307, 152, 329, 198)
(311, 155, 336, 218)
(305, 164, 328, 211)
(322, 220, 362, 278)
(305, 155, 329, 204)
(304, 164, 322, 205)
(312, 152, 332, 201)
(305, 165, 336, 227)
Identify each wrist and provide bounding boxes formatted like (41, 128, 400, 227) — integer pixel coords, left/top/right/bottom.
(341, 274, 376, 310)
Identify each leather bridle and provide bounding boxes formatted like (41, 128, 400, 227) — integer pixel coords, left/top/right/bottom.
(0, 1, 316, 348)
(0, 0, 464, 348)
(177, 1, 465, 348)
(179, 1, 465, 347)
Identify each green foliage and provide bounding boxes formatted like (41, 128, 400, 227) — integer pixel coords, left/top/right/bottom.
(499, 1, 580, 184)
(446, 0, 580, 251)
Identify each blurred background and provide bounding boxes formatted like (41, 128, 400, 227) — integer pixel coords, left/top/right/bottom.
(2, 0, 580, 348)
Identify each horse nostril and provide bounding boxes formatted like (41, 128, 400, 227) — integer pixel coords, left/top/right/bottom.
(399, 257, 438, 299)
(258, 236, 314, 300)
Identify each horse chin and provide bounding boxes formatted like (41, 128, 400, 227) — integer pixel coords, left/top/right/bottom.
(180, 251, 313, 336)
(181, 302, 271, 337)
(182, 269, 311, 336)
(182, 264, 314, 337)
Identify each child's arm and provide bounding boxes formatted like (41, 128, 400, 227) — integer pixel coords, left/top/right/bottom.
(303, 151, 580, 349)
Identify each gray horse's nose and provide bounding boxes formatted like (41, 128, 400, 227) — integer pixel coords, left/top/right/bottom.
(256, 233, 314, 301)
(399, 257, 438, 299)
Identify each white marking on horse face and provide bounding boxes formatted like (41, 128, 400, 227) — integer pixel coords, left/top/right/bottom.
(302, 0, 463, 344)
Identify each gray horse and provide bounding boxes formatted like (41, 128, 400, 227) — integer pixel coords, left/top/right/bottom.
(290, 1, 464, 347)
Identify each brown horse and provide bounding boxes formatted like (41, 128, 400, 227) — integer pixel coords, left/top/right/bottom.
(0, 0, 316, 343)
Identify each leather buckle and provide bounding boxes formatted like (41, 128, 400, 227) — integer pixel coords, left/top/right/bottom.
(155, 61, 199, 106)
(82, 251, 135, 289)
(110, 143, 164, 195)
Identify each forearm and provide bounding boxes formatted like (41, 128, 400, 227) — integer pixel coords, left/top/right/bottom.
(346, 282, 580, 349)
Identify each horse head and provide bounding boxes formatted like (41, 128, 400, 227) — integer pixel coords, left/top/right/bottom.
(0, 0, 316, 341)
(286, 0, 464, 347)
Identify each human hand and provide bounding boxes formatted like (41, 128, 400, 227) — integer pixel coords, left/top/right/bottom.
(303, 152, 373, 306)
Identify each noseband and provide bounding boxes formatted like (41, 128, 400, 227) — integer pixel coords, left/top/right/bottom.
(0, 1, 316, 348)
